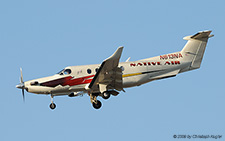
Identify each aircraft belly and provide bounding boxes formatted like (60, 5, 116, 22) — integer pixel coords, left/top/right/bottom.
(123, 77, 138, 88)
(69, 84, 86, 92)
(123, 67, 148, 88)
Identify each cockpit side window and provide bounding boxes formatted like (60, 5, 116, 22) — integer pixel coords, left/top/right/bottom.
(64, 69, 72, 75)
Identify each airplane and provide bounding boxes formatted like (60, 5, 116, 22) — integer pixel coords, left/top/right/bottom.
(16, 30, 214, 110)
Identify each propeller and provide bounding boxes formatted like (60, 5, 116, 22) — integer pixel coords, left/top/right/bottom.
(16, 68, 26, 102)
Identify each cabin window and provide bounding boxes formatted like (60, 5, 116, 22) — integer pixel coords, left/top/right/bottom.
(120, 66, 124, 71)
(87, 69, 92, 74)
(95, 68, 99, 73)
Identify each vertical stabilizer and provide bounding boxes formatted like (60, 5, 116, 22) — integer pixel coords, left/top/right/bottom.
(181, 30, 213, 70)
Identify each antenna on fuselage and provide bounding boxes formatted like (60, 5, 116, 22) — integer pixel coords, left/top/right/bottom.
(126, 57, 131, 62)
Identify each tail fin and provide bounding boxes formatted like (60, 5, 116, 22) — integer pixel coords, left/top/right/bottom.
(181, 30, 214, 70)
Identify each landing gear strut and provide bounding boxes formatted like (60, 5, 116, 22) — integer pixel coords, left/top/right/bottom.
(90, 93, 102, 109)
(49, 95, 56, 110)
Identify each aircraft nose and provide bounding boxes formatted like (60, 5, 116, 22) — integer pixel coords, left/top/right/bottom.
(16, 83, 24, 89)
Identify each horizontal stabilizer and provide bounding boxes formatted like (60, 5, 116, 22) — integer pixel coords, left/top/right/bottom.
(183, 30, 214, 41)
(151, 69, 180, 80)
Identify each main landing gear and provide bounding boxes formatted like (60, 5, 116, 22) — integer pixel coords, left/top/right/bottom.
(102, 91, 110, 99)
(49, 95, 56, 110)
(92, 100, 102, 109)
(90, 93, 102, 109)
(89, 90, 119, 109)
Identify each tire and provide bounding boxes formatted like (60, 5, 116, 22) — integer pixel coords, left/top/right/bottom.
(49, 103, 56, 110)
(102, 92, 110, 99)
(92, 100, 102, 109)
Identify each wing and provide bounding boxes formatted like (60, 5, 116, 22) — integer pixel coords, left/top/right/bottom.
(88, 46, 124, 93)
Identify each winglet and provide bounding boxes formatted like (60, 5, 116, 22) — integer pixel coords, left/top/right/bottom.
(105, 46, 124, 61)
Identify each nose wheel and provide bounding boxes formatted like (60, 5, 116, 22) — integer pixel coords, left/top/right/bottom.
(50, 103, 56, 110)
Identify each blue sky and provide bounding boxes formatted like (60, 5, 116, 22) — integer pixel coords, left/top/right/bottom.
(1, 0, 225, 140)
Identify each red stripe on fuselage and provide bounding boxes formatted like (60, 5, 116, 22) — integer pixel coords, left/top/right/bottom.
(40, 75, 95, 87)
(63, 75, 94, 86)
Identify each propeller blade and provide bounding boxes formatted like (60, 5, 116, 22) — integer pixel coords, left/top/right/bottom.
(20, 68, 23, 83)
(22, 88, 25, 102)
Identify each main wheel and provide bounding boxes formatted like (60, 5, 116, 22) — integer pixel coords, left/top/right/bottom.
(49, 103, 56, 110)
(102, 92, 110, 99)
(92, 100, 102, 109)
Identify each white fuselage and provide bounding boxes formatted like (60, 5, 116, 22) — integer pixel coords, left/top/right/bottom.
(24, 52, 190, 96)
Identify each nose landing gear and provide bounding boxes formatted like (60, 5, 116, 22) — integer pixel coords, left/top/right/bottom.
(49, 95, 56, 110)
(50, 103, 56, 110)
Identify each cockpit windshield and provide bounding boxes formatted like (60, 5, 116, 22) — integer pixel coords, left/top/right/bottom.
(57, 69, 72, 75)
(57, 69, 65, 74)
